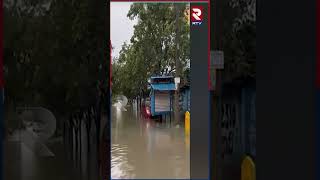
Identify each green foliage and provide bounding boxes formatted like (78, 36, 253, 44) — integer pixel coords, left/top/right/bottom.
(112, 3, 190, 98)
(4, 0, 108, 122)
(213, 0, 256, 81)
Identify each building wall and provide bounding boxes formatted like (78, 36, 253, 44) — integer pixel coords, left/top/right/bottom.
(180, 88, 191, 112)
(241, 87, 256, 158)
(217, 81, 256, 180)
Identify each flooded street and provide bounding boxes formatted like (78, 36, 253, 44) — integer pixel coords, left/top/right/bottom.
(111, 102, 190, 179)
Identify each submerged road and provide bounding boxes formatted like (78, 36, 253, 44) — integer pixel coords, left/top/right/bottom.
(111, 102, 190, 179)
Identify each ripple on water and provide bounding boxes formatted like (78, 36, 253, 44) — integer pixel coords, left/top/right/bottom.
(111, 144, 136, 179)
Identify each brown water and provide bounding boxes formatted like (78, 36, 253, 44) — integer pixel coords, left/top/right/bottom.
(111, 102, 190, 179)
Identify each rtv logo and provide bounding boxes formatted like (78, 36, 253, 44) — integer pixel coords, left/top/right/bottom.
(191, 6, 203, 26)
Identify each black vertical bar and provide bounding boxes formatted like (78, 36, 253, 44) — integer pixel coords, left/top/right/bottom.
(190, 2, 210, 179)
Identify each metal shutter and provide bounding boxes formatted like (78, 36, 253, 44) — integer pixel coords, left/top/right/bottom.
(155, 91, 170, 112)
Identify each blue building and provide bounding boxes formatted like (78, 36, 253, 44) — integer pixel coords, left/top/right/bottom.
(148, 76, 176, 117)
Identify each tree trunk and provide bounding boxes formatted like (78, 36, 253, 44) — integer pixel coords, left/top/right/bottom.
(95, 104, 101, 163)
(69, 117, 72, 161)
(86, 111, 91, 153)
(86, 110, 91, 180)
(75, 129, 78, 167)
(79, 115, 82, 176)
(174, 4, 181, 125)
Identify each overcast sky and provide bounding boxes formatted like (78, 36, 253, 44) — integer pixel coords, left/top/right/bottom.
(111, 2, 138, 59)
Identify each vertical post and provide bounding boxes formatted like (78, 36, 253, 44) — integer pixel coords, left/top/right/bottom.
(212, 82, 219, 180)
(185, 111, 190, 135)
(0, 0, 3, 176)
(211, 0, 222, 179)
(174, 3, 181, 125)
(0, 90, 3, 180)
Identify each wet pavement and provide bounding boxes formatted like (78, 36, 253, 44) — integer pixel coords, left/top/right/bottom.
(111, 101, 190, 179)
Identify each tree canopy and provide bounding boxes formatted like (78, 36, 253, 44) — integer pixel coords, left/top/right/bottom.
(212, 0, 256, 81)
(4, 0, 109, 129)
(112, 3, 190, 98)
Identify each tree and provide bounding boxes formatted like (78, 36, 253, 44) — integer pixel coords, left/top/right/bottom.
(112, 3, 190, 100)
(4, 0, 109, 134)
(219, 0, 256, 81)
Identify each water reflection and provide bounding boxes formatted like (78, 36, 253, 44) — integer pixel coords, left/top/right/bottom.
(111, 101, 190, 179)
(5, 107, 101, 180)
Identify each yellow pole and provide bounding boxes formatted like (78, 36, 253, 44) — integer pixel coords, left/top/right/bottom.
(185, 111, 190, 148)
(241, 156, 256, 180)
(185, 111, 190, 135)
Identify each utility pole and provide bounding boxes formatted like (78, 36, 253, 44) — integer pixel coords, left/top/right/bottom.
(174, 3, 181, 125)
(212, 1, 221, 179)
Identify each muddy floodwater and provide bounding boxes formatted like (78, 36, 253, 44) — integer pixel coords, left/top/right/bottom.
(111, 102, 190, 179)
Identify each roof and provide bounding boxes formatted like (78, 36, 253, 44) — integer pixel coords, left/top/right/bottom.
(150, 76, 174, 79)
(150, 83, 176, 91)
